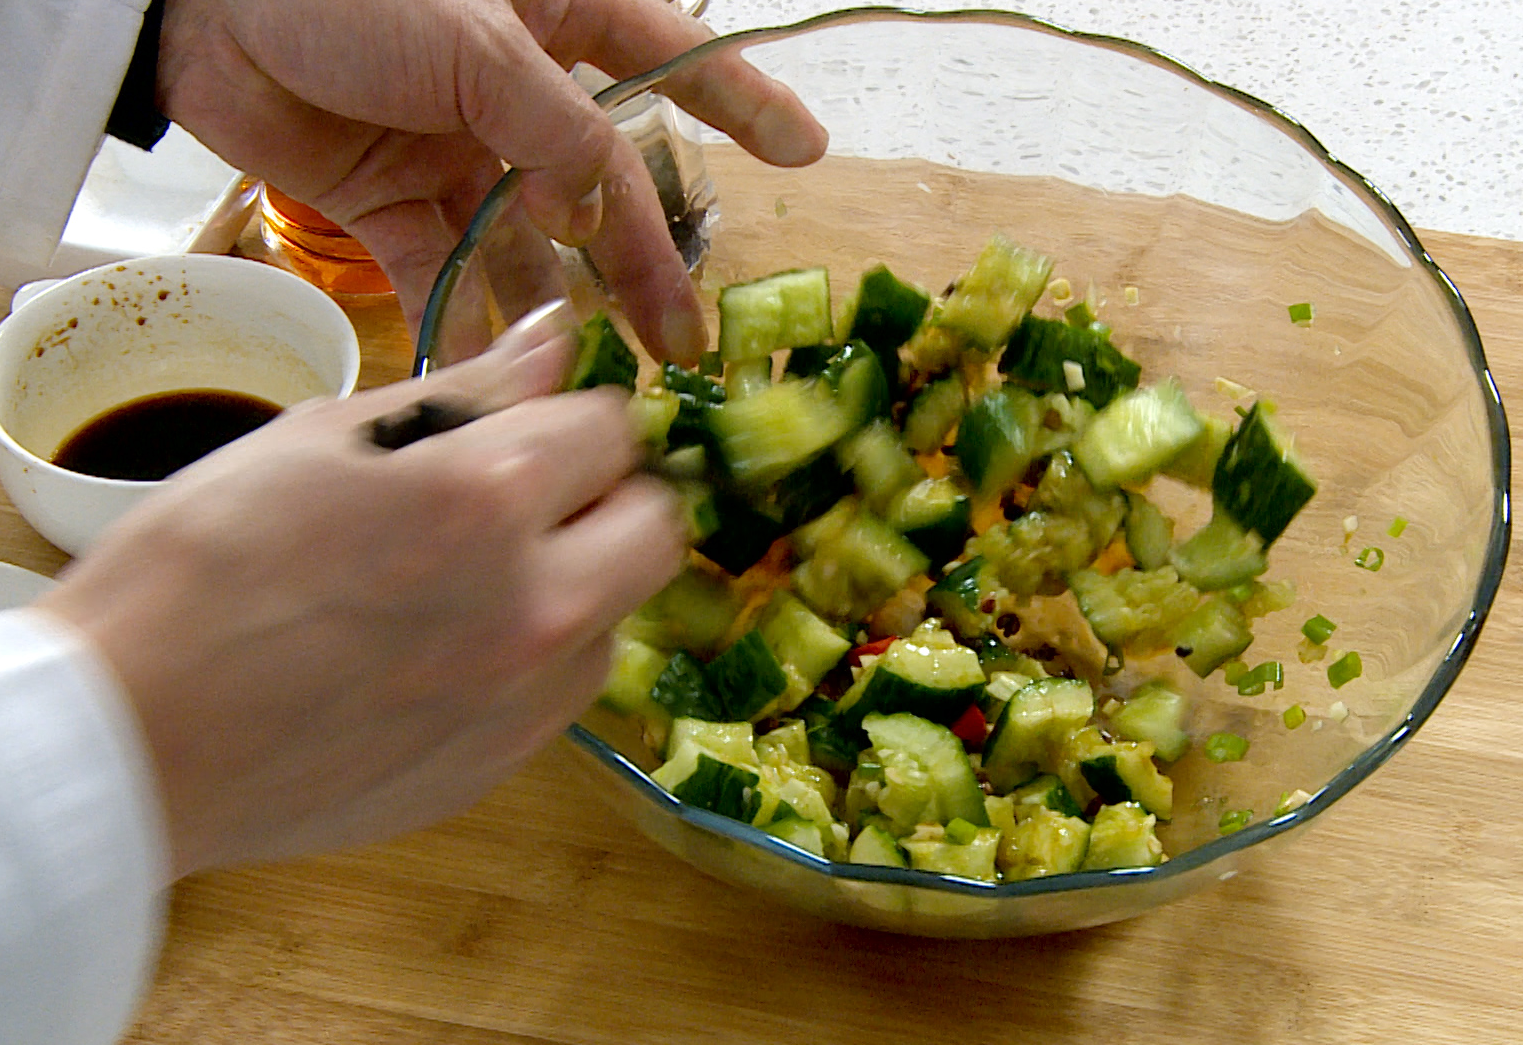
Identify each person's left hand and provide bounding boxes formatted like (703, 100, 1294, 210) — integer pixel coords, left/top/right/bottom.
(155, 0, 828, 362)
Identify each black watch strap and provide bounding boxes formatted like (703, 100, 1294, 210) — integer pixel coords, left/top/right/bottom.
(105, 0, 171, 150)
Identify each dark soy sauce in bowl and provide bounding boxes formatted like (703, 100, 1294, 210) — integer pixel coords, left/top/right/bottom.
(52, 389, 282, 481)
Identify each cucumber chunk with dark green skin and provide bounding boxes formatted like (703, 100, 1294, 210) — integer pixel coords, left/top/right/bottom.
(1068, 566, 1200, 653)
(925, 556, 996, 639)
(784, 343, 836, 380)
(822, 340, 893, 429)
(710, 378, 849, 488)
(1002, 807, 1091, 879)
(1000, 314, 1141, 409)
(1168, 512, 1268, 591)
(848, 823, 909, 868)
(954, 386, 1044, 497)
(1110, 681, 1191, 762)
(566, 311, 638, 391)
(888, 478, 973, 569)
(718, 267, 832, 362)
(1069, 726, 1173, 819)
(652, 748, 761, 822)
(649, 651, 725, 721)
(796, 697, 867, 775)
(1168, 596, 1255, 677)
(660, 362, 726, 457)
(695, 494, 785, 576)
(862, 712, 989, 827)
(769, 451, 854, 531)
(846, 263, 932, 391)
(1124, 492, 1175, 571)
(705, 630, 789, 721)
(757, 591, 851, 699)
(835, 633, 987, 732)
(982, 678, 1094, 792)
(1212, 401, 1316, 545)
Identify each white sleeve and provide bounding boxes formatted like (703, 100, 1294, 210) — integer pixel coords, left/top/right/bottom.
(0, 609, 169, 1045)
(0, 0, 151, 273)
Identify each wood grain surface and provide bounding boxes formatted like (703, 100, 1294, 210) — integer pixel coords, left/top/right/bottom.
(3, 168, 1519, 1043)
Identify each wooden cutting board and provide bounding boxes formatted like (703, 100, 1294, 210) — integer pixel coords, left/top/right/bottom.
(3, 166, 1517, 1043)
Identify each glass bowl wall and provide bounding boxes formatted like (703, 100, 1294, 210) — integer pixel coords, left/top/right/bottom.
(417, 9, 1509, 937)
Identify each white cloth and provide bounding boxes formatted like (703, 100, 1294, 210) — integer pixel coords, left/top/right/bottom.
(0, 609, 168, 1045)
(0, 0, 150, 275)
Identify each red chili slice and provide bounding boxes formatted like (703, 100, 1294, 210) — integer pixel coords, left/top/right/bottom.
(848, 637, 896, 666)
(950, 703, 987, 750)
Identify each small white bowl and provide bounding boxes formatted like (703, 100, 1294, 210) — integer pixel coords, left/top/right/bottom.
(0, 254, 360, 556)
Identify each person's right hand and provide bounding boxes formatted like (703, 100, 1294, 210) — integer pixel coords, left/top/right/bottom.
(156, 0, 829, 361)
(34, 302, 685, 879)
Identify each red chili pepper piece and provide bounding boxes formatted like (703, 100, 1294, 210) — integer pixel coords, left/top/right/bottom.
(949, 703, 987, 750)
(848, 637, 896, 666)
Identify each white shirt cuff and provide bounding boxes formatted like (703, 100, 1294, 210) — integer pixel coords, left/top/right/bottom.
(0, 607, 169, 1045)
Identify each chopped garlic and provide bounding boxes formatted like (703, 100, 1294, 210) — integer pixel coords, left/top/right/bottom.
(774, 197, 788, 218)
(1063, 359, 1087, 392)
(1124, 285, 1140, 306)
(1214, 376, 1253, 400)
(1101, 698, 1122, 717)
(1343, 515, 1359, 536)
(1048, 277, 1073, 302)
(1329, 700, 1349, 722)
(1278, 789, 1313, 813)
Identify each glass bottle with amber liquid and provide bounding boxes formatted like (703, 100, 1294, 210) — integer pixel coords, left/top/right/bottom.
(258, 184, 394, 298)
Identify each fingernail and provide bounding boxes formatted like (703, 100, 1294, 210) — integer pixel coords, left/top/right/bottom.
(565, 185, 604, 245)
(493, 298, 575, 359)
(660, 299, 708, 367)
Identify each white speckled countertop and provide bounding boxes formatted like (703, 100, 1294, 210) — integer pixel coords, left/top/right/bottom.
(709, 0, 1523, 242)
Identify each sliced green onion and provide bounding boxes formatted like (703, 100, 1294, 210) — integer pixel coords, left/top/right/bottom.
(1205, 732, 1251, 763)
(1287, 302, 1315, 325)
(697, 350, 723, 377)
(1235, 661, 1284, 696)
(1328, 651, 1363, 689)
(1301, 614, 1337, 644)
(1354, 546, 1384, 571)
(1387, 516, 1408, 538)
(855, 761, 886, 783)
(1218, 809, 1254, 835)
(945, 818, 979, 845)
(1222, 660, 1249, 686)
(1283, 704, 1307, 729)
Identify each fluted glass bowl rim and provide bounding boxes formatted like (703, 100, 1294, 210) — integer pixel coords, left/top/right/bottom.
(419, 6, 1512, 900)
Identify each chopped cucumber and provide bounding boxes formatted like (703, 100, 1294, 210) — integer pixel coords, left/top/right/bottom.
(710, 378, 849, 488)
(982, 678, 1095, 792)
(1169, 512, 1268, 591)
(718, 267, 832, 362)
(1080, 803, 1165, 870)
(764, 816, 828, 857)
(566, 311, 638, 391)
(1163, 412, 1233, 487)
(1212, 401, 1317, 545)
(938, 235, 1052, 351)
(705, 630, 789, 721)
(845, 263, 931, 392)
(757, 591, 851, 705)
(600, 633, 674, 725)
(1000, 807, 1091, 880)
(629, 568, 740, 655)
(848, 823, 909, 868)
(1000, 314, 1141, 409)
(649, 651, 725, 722)
(1110, 681, 1191, 762)
(903, 376, 967, 454)
(954, 386, 1044, 497)
(836, 627, 987, 731)
(791, 500, 929, 622)
(1073, 378, 1204, 490)
(653, 721, 761, 821)
(1008, 773, 1086, 820)
(902, 827, 1001, 881)
(1124, 492, 1175, 571)
(887, 478, 973, 569)
(769, 452, 855, 531)
(695, 493, 784, 576)
(723, 358, 772, 400)
(1067, 726, 1174, 820)
(972, 510, 1095, 598)
(863, 712, 989, 828)
(824, 340, 893, 431)
(836, 419, 925, 513)
(1168, 596, 1256, 677)
(925, 555, 996, 639)
(1068, 566, 1201, 653)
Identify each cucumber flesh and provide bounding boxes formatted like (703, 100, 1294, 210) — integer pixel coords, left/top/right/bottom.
(710, 378, 849, 488)
(1080, 803, 1165, 870)
(903, 376, 967, 454)
(863, 712, 989, 828)
(939, 235, 1052, 351)
(887, 477, 972, 569)
(1168, 512, 1268, 591)
(1168, 596, 1255, 677)
(1110, 681, 1191, 762)
(1000, 807, 1091, 880)
(1124, 492, 1175, 571)
(1163, 412, 1233, 487)
(954, 387, 1044, 497)
(836, 419, 925, 514)
(836, 629, 987, 731)
(718, 267, 832, 362)
(1073, 378, 1204, 489)
(1212, 401, 1316, 545)
(848, 823, 909, 868)
(902, 827, 1001, 881)
(982, 678, 1094, 792)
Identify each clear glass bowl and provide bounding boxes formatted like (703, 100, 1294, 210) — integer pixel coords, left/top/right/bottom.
(415, 8, 1510, 937)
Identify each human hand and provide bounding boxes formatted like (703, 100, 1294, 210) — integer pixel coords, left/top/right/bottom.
(34, 302, 686, 878)
(155, 0, 828, 362)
